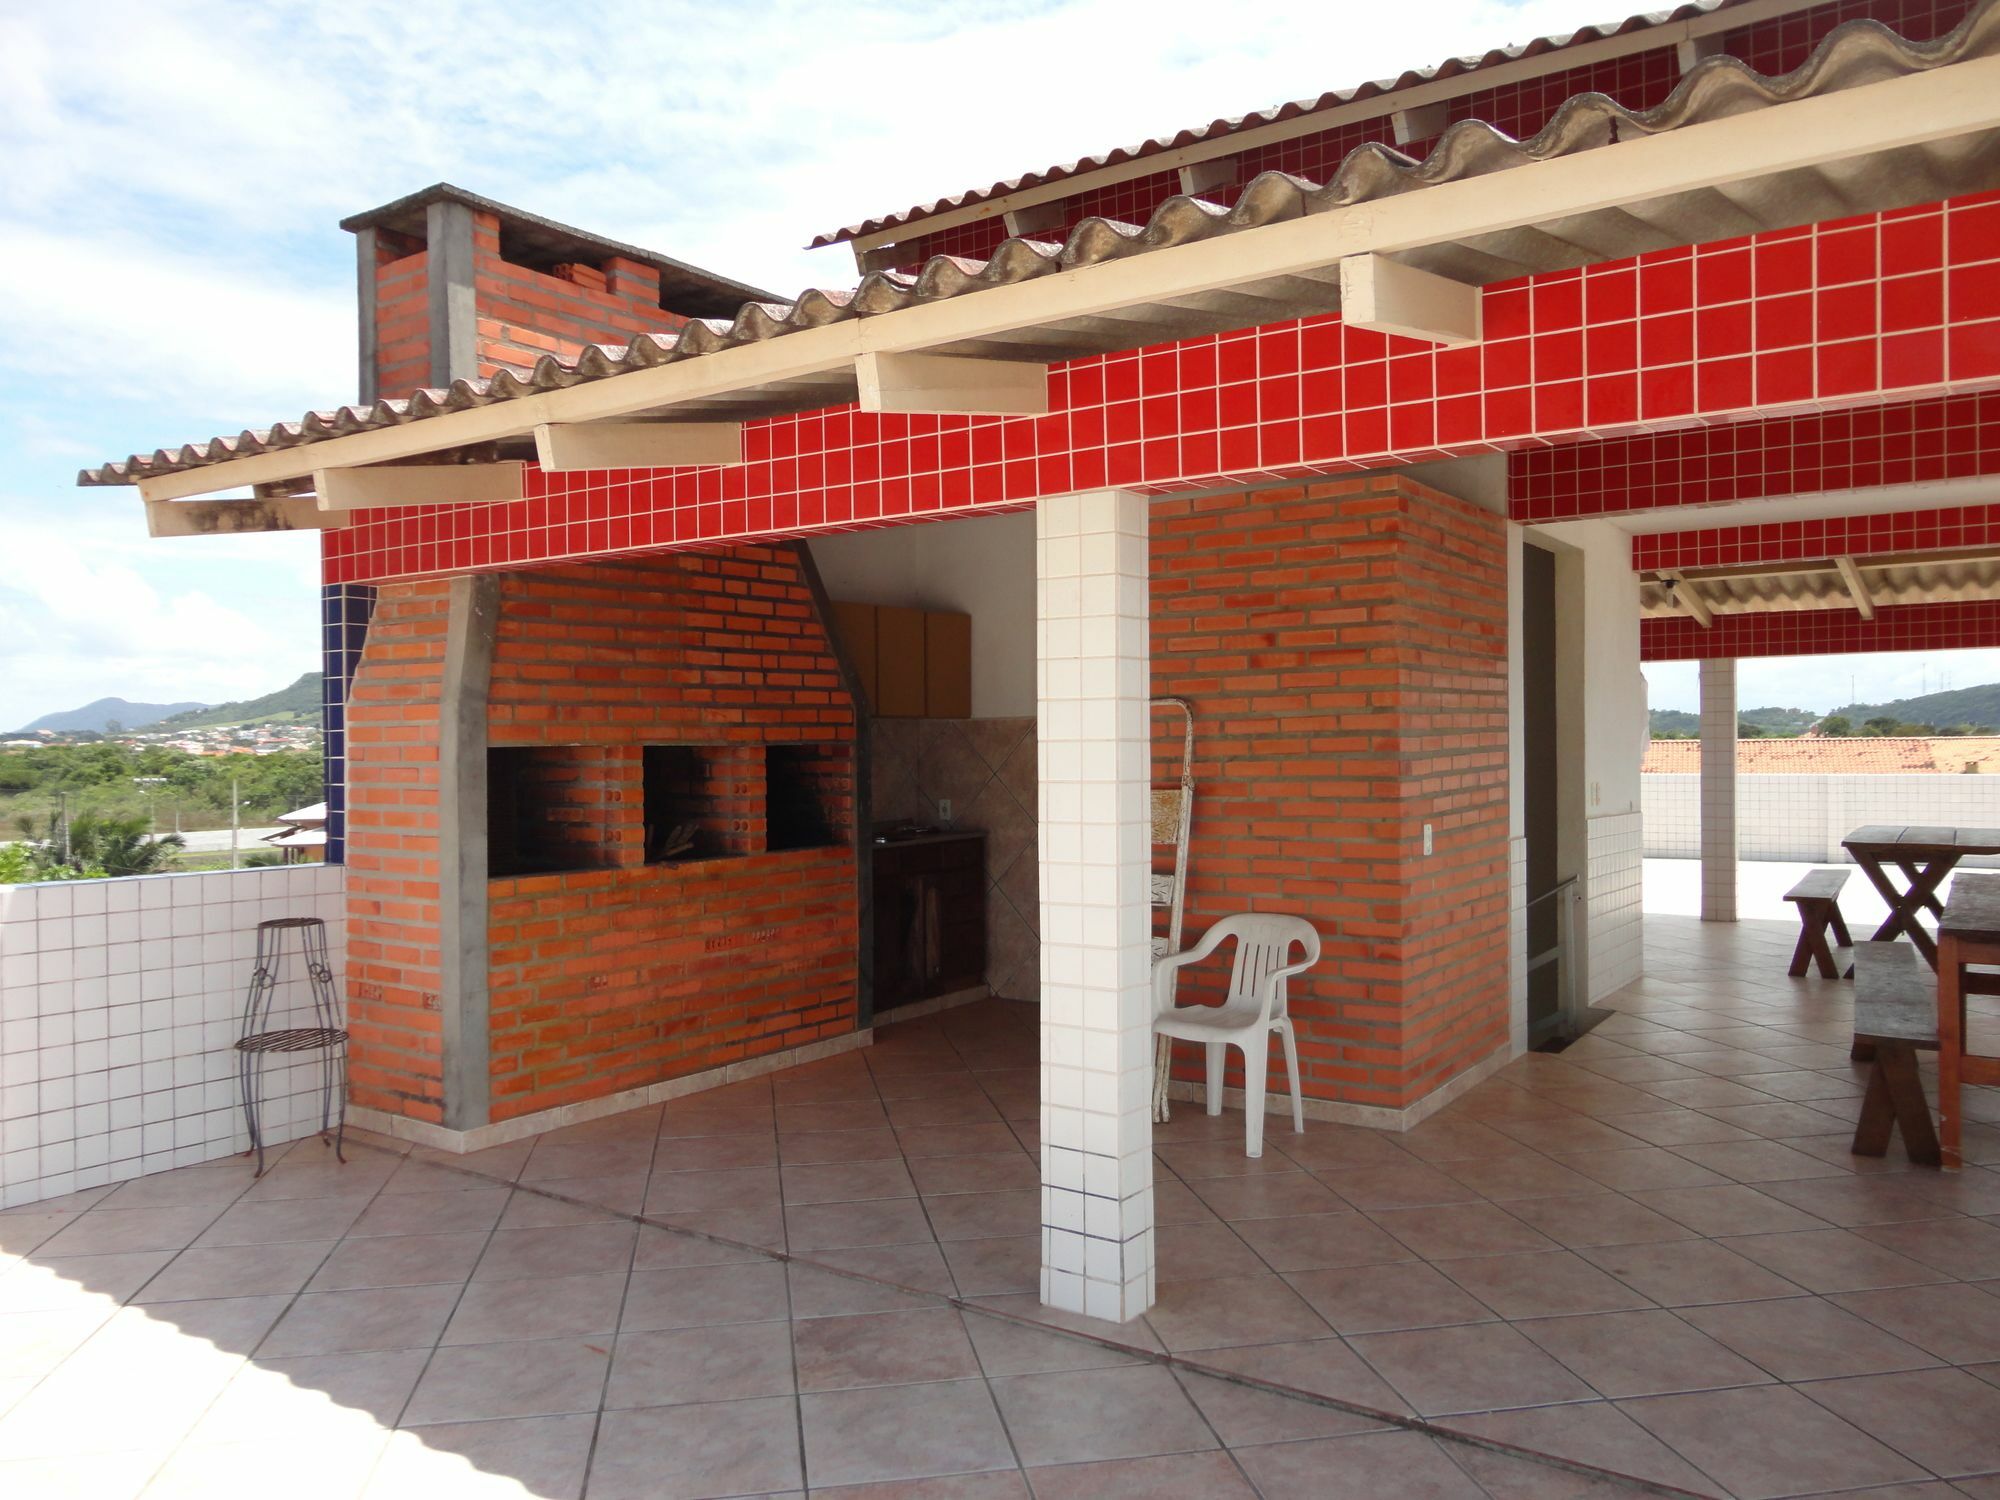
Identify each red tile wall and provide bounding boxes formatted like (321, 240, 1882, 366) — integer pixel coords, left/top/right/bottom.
(1642, 599, 2000, 660)
(1151, 475, 1511, 1110)
(326, 192, 2000, 587)
(1633, 501, 2000, 571)
(1514, 391, 2000, 522)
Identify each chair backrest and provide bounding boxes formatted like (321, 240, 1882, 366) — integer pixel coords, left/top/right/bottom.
(1212, 913, 1321, 1021)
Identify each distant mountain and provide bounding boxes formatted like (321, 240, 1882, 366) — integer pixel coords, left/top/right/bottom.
(150, 673, 323, 731)
(1650, 704, 1819, 738)
(1829, 683, 2000, 734)
(17, 697, 207, 735)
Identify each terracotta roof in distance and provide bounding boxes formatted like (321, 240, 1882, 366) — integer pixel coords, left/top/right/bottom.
(1643, 736, 2000, 774)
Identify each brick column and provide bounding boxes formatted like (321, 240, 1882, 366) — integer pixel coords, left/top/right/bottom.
(1700, 657, 1738, 922)
(1036, 489, 1155, 1322)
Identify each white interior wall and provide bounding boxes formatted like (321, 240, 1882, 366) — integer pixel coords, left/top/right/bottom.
(807, 511, 1037, 717)
(1528, 518, 1648, 1003)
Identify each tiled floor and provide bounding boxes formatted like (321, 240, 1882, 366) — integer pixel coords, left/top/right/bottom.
(4, 914, 2000, 1497)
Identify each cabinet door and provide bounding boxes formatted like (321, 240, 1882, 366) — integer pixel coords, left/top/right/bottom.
(924, 611, 972, 719)
(875, 606, 927, 717)
(829, 602, 878, 711)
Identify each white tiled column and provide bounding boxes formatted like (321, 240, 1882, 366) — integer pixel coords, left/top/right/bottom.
(1037, 489, 1155, 1322)
(1699, 657, 1738, 923)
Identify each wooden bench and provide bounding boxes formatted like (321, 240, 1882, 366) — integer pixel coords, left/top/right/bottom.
(1850, 942, 1941, 1167)
(1784, 867, 1854, 978)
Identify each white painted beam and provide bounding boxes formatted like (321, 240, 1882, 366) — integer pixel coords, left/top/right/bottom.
(855, 351, 1049, 416)
(146, 496, 345, 537)
(313, 461, 524, 512)
(1000, 201, 1068, 238)
(1391, 102, 1448, 146)
(1178, 158, 1237, 197)
(1835, 554, 1878, 619)
(1663, 571, 1714, 628)
(533, 422, 741, 472)
(130, 54, 2000, 505)
(1338, 254, 1481, 346)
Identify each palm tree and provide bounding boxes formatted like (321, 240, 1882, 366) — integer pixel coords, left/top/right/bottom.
(67, 814, 185, 876)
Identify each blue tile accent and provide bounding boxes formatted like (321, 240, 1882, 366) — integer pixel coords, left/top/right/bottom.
(320, 583, 376, 865)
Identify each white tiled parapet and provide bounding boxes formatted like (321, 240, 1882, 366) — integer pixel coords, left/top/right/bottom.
(1699, 657, 1738, 923)
(0, 865, 346, 1208)
(1035, 488, 1155, 1322)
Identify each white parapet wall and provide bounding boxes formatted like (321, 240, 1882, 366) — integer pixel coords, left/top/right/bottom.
(1644, 773, 2000, 864)
(0, 864, 346, 1209)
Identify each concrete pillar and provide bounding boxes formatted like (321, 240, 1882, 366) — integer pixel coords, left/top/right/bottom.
(1699, 657, 1738, 922)
(1036, 489, 1155, 1322)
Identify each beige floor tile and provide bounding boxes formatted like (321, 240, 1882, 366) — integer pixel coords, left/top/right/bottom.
(605, 1320, 796, 1407)
(346, 1187, 508, 1239)
(1229, 1211, 1413, 1273)
(37, 1206, 220, 1257)
(471, 1221, 635, 1281)
(921, 1189, 1036, 1242)
(306, 1231, 486, 1291)
(1625, 1182, 1831, 1237)
(1286, 1260, 1495, 1334)
(1348, 1321, 1596, 1417)
(1502, 1192, 1696, 1249)
(442, 1271, 626, 1344)
(620, 1259, 789, 1330)
(260, 1282, 461, 1357)
(0, 1250, 173, 1313)
(402, 1336, 611, 1424)
(363, 1413, 595, 1499)
(801, 1380, 1013, 1487)
(990, 1364, 1215, 1467)
(962, 1309, 1146, 1378)
(1231, 1430, 1486, 1499)
(1832, 1281, 2000, 1364)
(1439, 1400, 1719, 1493)
(794, 1307, 980, 1390)
(805, 1240, 959, 1299)
(1721, 1227, 1951, 1294)
(641, 1165, 781, 1215)
(788, 1196, 937, 1250)
(781, 1159, 918, 1205)
(1516, 1307, 1773, 1398)
(191, 1196, 366, 1249)
(1802, 1366, 2000, 1478)
(1436, 1248, 1654, 1320)
(1619, 1384, 1926, 1498)
(1024, 1449, 1254, 1499)
(1143, 1272, 1331, 1352)
(1175, 1368, 1387, 1445)
(1680, 1295, 1943, 1381)
(1581, 1236, 1808, 1306)
(590, 1397, 802, 1498)
(1369, 1201, 1560, 1260)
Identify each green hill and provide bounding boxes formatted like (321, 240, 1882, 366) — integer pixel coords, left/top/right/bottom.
(1650, 704, 1819, 739)
(151, 673, 323, 730)
(1830, 683, 2000, 734)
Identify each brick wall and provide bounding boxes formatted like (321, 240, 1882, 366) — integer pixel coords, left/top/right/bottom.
(468, 216, 689, 379)
(373, 247, 428, 396)
(343, 584, 453, 1122)
(345, 547, 858, 1128)
(1150, 476, 1511, 1111)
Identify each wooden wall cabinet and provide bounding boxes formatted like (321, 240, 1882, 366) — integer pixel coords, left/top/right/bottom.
(871, 832, 987, 1012)
(830, 601, 970, 718)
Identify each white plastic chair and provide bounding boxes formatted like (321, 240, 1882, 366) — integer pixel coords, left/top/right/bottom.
(1152, 914, 1321, 1158)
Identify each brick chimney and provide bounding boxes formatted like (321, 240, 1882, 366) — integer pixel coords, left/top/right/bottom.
(340, 184, 769, 403)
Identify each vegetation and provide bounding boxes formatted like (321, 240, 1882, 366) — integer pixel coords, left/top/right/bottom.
(1830, 682, 2000, 735)
(149, 673, 323, 730)
(8, 812, 187, 882)
(1652, 695, 1999, 741)
(0, 743, 321, 837)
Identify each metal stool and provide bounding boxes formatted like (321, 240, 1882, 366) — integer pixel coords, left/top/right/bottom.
(234, 916, 348, 1176)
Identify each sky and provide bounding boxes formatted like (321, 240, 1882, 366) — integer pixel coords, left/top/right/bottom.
(5, 0, 1997, 732)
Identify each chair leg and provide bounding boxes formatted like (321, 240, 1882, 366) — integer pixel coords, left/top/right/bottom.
(1205, 1043, 1224, 1116)
(1852, 1049, 1895, 1158)
(1241, 1038, 1268, 1159)
(1880, 1044, 1941, 1168)
(1278, 1022, 1304, 1134)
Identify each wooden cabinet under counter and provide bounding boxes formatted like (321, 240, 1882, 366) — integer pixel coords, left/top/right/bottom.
(871, 831, 986, 1013)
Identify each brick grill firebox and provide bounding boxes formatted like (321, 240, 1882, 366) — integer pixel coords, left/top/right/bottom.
(342, 547, 860, 1126)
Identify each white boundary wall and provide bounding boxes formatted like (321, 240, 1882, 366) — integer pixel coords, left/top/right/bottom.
(1644, 773, 2000, 863)
(0, 865, 345, 1208)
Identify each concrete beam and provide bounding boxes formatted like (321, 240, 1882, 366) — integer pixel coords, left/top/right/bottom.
(1835, 554, 1877, 619)
(1662, 571, 1714, 628)
(1178, 158, 1237, 197)
(855, 351, 1049, 416)
(314, 462, 524, 512)
(533, 422, 741, 472)
(439, 574, 499, 1132)
(355, 225, 380, 406)
(1339, 253, 1481, 346)
(1000, 201, 1068, 238)
(426, 198, 479, 389)
(146, 495, 346, 536)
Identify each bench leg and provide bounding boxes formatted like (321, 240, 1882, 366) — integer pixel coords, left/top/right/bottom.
(1790, 903, 1839, 979)
(1881, 1046, 1942, 1168)
(1850, 1038, 1877, 1063)
(1853, 1052, 1896, 1157)
(1828, 904, 1853, 948)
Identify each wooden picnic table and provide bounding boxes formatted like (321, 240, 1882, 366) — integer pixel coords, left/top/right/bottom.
(1841, 825, 2000, 969)
(1935, 872, 2000, 1169)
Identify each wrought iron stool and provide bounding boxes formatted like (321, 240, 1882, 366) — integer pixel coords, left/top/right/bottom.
(234, 916, 349, 1177)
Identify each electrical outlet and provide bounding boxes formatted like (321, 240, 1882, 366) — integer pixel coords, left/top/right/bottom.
(1422, 823, 1433, 856)
(937, 798, 953, 823)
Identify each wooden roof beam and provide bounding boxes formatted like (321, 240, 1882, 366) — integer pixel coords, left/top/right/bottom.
(1835, 554, 1878, 618)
